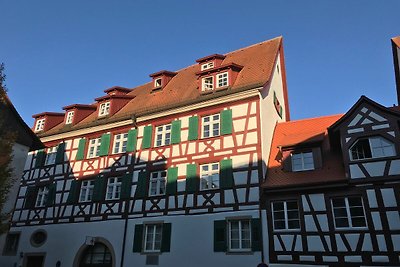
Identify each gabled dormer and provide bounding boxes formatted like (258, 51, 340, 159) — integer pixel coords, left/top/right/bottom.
(62, 104, 97, 126)
(32, 112, 65, 133)
(329, 96, 400, 180)
(149, 71, 177, 91)
(94, 86, 135, 118)
(195, 54, 243, 93)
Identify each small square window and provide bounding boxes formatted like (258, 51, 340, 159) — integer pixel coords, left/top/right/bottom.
(87, 138, 102, 158)
(65, 111, 74, 124)
(113, 133, 128, 154)
(155, 124, 172, 147)
(144, 224, 163, 252)
(202, 77, 214, 91)
(202, 114, 220, 138)
(154, 78, 162, 87)
(272, 200, 300, 231)
(2, 232, 20, 255)
(291, 152, 314, 172)
(200, 163, 219, 190)
(332, 196, 367, 229)
(99, 102, 110, 117)
(217, 72, 228, 88)
(201, 62, 214, 71)
(35, 119, 45, 132)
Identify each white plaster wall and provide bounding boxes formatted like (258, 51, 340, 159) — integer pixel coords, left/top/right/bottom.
(124, 210, 262, 267)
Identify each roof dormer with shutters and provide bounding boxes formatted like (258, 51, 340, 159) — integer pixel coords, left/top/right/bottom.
(195, 54, 243, 94)
(32, 112, 65, 133)
(94, 86, 135, 118)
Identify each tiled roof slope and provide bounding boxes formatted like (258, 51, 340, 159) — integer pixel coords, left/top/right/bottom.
(42, 37, 283, 137)
(263, 114, 346, 190)
(393, 36, 400, 48)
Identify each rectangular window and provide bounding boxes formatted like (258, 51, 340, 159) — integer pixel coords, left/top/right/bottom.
(272, 201, 300, 230)
(155, 124, 172, 147)
(87, 138, 102, 158)
(36, 186, 49, 207)
(202, 76, 214, 91)
(332, 197, 367, 228)
(113, 133, 128, 154)
(217, 72, 228, 88)
(65, 111, 74, 124)
(154, 78, 162, 87)
(144, 224, 163, 252)
(79, 180, 95, 202)
(2, 232, 20, 255)
(149, 171, 167, 196)
(200, 162, 219, 190)
(99, 102, 110, 117)
(45, 146, 57, 165)
(291, 152, 314, 172)
(35, 119, 45, 132)
(106, 177, 122, 200)
(201, 62, 214, 71)
(228, 220, 251, 252)
(202, 114, 220, 138)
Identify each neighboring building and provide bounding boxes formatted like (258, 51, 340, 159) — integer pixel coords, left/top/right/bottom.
(392, 36, 400, 105)
(263, 96, 400, 266)
(0, 90, 43, 265)
(3, 37, 289, 267)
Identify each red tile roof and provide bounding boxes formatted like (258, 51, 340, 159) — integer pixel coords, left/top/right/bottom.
(40, 36, 284, 136)
(263, 114, 347, 190)
(392, 36, 400, 48)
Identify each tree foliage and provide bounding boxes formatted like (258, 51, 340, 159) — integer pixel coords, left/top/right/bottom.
(0, 63, 17, 234)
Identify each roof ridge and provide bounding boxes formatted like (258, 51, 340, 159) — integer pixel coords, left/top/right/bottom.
(279, 113, 343, 125)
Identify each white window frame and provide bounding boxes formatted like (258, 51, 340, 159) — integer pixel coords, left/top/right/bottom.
(99, 102, 111, 117)
(228, 219, 251, 252)
(87, 138, 102, 158)
(35, 119, 45, 132)
(149, 171, 167, 196)
(105, 177, 122, 200)
(65, 111, 74, 124)
(202, 76, 214, 91)
(272, 201, 300, 231)
(113, 133, 128, 154)
(45, 146, 57, 165)
(200, 162, 219, 190)
(291, 152, 314, 172)
(154, 78, 162, 87)
(349, 136, 396, 161)
(201, 62, 214, 71)
(216, 72, 229, 88)
(154, 124, 172, 147)
(144, 224, 163, 253)
(331, 197, 367, 229)
(79, 180, 95, 202)
(201, 114, 220, 138)
(35, 186, 49, 207)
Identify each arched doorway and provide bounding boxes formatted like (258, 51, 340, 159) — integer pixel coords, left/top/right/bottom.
(79, 242, 113, 267)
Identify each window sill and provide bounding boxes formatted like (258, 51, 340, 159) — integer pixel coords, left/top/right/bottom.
(215, 86, 229, 92)
(226, 250, 253, 255)
(200, 90, 214, 95)
(349, 155, 398, 163)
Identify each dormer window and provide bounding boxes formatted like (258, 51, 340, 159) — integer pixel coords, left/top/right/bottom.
(291, 151, 315, 172)
(65, 111, 74, 124)
(217, 72, 228, 88)
(34, 119, 45, 132)
(350, 136, 395, 161)
(99, 102, 110, 117)
(202, 77, 214, 91)
(201, 62, 214, 71)
(154, 78, 162, 88)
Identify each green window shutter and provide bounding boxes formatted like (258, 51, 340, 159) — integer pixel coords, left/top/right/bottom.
(24, 186, 37, 209)
(76, 138, 87, 160)
(166, 167, 178, 195)
(121, 174, 132, 200)
(46, 183, 56, 206)
(188, 116, 199, 141)
(142, 125, 153, 149)
(251, 218, 262, 251)
(35, 150, 46, 168)
(220, 159, 234, 189)
(92, 176, 105, 202)
(67, 180, 81, 204)
(55, 143, 65, 164)
(161, 223, 172, 252)
(135, 171, 148, 199)
(214, 220, 227, 252)
(99, 133, 111, 156)
(220, 109, 233, 135)
(133, 224, 144, 252)
(126, 129, 138, 152)
(185, 164, 198, 193)
(171, 120, 181, 144)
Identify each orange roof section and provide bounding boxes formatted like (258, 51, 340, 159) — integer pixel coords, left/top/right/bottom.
(263, 114, 347, 189)
(392, 36, 400, 48)
(40, 36, 284, 136)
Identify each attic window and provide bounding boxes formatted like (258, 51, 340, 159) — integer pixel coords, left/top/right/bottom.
(217, 72, 228, 88)
(65, 111, 74, 124)
(99, 102, 110, 117)
(202, 77, 214, 91)
(201, 62, 214, 71)
(35, 119, 45, 132)
(291, 151, 314, 172)
(154, 78, 162, 88)
(350, 136, 395, 160)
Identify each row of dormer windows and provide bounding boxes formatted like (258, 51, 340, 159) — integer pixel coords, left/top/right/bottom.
(201, 72, 229, 91)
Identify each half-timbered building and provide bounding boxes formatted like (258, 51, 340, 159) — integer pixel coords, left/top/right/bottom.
(3, 36, 289, 267)
(263, 96, 400, 266)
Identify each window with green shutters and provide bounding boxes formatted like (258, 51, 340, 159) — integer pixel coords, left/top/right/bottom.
(46, 183, 57, 206)
(92, 176, 106, 202)
(99, 133, 111, 156)
(166, 167, 178, 195)
(188, 116, 199, 141)
(121, 174, 133, 199)
(133, 223, 172, 253)
(55, 143, 65, 164)
(220, 109, 233, 135)
(35, 150, 46, 168)
(171, 120, 181, 144)
(220, 159, 234, 189)
(186, 164, 199, 193)
(135, 171, 148, 199)
(24, 186, 37, 209)
(200, 110, 232, 139)
(126, 129, 138, 152)
(142, 125, 153, 149)
(76, 138, 87, 160)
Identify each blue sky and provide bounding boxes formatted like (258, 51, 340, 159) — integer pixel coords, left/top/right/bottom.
(1, 0, 399, 126)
